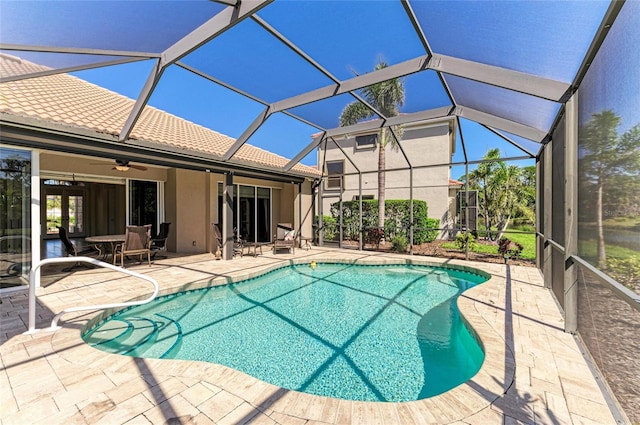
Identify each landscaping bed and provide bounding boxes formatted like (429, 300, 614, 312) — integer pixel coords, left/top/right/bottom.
(343, 239, 536, 268)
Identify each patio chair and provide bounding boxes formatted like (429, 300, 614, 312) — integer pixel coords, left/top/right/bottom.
(212, 224, 244, 258)
(151, 222, 171, 259)
(114, 225, 152, 267)
(233, 228, 245, 258)
(273, 223, 295, 254)
(57, 226, 101, 271)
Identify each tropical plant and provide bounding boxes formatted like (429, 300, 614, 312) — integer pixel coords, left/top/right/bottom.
(454, 232, 476, 251)
(339, 60, 405, 231)
(391, 234, 408, 253)
(498, 237, 524, 261)
(461, 149, 535, 239)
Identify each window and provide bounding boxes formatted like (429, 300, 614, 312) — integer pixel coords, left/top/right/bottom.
(355, 134, 377, 149)
(353, 195, 374, 201)
(325, 160, 344, 190)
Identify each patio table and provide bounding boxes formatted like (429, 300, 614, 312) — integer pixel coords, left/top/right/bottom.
(246, 241, 271, 257)
(85, 234, 125, 262)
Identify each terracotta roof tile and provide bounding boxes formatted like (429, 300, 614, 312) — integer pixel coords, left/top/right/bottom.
(0, 54, 319, 177)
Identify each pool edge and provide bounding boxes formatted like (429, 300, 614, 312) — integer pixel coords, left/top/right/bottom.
(57, 256, 515, 424)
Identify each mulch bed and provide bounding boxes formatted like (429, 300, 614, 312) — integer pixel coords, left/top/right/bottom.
(343, 239, 536, 268)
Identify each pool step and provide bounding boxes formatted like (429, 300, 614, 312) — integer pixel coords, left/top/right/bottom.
(143, 314, 183, 359)
(84, 318, 134, 351)
(85, 315, 183, 359)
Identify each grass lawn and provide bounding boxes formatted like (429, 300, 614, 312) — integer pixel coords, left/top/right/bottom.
(442, 229, 536, 261)
(503, 231, 536, 260)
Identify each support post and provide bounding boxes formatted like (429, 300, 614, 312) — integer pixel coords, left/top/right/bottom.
(222, 172, 234, 260)
(298, 182, 302, 250)
(543, 142, 553, 289)
(359, 173, 363, 251)
(465, 162, 470, 261)
(564, 93, 579, 333)
(536, 155, 543, 270)
(338, 179, 343, 249)
(409, 167, 414, 255)
(318, 181, 324, 246)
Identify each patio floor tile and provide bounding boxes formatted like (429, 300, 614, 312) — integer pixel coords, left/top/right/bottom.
(0, 248, 619, 424)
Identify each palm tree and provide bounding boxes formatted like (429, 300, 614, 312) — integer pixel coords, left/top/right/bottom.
(339, 61, 405, 230)
(466, 148, 502, 237)
(464, 148, 534, 239)
(492, 163, 533, 239)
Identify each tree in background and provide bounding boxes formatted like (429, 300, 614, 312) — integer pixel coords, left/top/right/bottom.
(579, 110, 640, 268)
(461, 149, 535, 239)
(339, 61, 405, 231)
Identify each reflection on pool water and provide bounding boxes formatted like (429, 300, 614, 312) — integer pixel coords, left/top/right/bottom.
(83, 263, 488, 402)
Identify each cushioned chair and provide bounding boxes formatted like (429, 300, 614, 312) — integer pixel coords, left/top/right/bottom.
(57, 226, 101, 270)
(273, 223, 295, 254)
(151, 222, 171, 259)
(114, 225, 152, 267)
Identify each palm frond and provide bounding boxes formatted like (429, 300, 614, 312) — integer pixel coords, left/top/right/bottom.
(339, 101, 375, 127)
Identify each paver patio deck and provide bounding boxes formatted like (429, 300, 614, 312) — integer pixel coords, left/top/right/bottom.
(0, 247, 618, 424)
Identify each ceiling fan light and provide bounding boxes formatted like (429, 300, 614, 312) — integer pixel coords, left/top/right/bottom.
(114, 165, 129, 171)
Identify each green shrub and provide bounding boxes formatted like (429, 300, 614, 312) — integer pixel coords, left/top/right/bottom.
(391, 234, 408, 253)
(455, 232, 476, 251)
(331, 199, 439, 244)
(315, 215, 337, 241)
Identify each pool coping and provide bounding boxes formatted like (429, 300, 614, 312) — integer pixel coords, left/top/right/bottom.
(52, 256, 514, 424)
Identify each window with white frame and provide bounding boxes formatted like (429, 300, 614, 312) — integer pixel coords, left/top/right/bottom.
(355, 133, 377, 149)
(325, 160, 344, 190)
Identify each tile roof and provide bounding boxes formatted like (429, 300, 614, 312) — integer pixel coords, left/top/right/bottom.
(0, 54, 319, 177)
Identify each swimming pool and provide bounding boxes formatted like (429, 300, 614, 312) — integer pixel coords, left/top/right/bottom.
(83, 262, 488, 402)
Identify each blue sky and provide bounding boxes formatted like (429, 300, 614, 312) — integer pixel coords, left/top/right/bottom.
(70, 59, 538, 179)
(3, 0, 623, 175)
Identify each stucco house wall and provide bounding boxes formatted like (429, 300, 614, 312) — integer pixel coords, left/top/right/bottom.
(318, 120, 456, 238)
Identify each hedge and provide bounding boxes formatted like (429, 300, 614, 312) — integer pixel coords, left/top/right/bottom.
(330, 199, 439, 244)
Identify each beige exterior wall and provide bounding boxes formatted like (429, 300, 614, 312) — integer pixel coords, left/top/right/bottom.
(170, 168, 208, 253)
(165, 169, 178, 252)
(318, 121, 456, 238)
(297, 180, 314, 240)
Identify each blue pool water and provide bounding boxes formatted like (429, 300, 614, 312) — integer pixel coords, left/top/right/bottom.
(83, 263, 487, 402)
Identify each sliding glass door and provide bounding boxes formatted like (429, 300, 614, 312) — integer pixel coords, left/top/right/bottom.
(239, 185, 255, 242)
(218, 183, 271, 243)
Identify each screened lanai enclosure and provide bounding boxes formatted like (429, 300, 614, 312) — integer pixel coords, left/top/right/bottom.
(1, 0, 639, 422)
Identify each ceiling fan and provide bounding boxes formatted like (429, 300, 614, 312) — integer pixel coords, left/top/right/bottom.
(92, 159, 148, 172)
